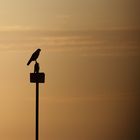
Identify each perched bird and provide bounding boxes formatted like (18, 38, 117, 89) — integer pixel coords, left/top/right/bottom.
(27, 49, 41, 65)
(34, 61, 40, 73)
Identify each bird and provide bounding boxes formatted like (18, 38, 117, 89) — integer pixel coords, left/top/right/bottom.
(27, 49, 41, 65)
(34, 61, 40, 73)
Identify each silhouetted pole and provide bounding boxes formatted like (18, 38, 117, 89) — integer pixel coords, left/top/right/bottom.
(36, 82, 39, 140)
(29, 62, 45, 140)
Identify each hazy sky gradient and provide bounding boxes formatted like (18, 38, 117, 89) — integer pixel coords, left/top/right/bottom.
(0, 0, 140, 140)
(0, 0, 140, 30)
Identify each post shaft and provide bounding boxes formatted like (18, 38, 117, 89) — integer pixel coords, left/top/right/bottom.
(36, 82, 39, 140)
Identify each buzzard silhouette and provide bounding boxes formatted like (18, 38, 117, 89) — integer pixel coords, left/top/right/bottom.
(27, 49, 41, 65)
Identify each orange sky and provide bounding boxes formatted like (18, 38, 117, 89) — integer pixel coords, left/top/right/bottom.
(0, 1, 140, 140)
(0, 0, 140, 30)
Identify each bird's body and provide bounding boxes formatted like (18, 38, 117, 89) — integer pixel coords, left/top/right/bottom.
(27, 49, 41, 65)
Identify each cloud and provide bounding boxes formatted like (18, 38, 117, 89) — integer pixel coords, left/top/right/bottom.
(0, 25, 33, 32)
(0, 28, 139, 56)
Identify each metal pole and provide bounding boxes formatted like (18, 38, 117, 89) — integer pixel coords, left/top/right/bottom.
(36, 82, 39, 140)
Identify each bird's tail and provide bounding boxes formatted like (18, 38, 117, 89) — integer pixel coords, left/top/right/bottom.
(27, 59, 32, 65)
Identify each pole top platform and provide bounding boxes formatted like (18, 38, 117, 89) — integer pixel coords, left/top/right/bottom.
(30, 73, 45, 83)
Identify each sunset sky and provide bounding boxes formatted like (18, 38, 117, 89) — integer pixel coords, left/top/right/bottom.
(0, 0, 140, 30)
(0, 0, 140, 140)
